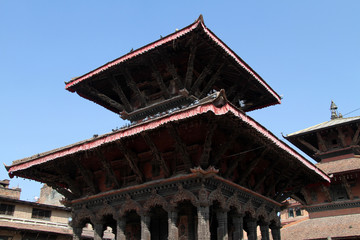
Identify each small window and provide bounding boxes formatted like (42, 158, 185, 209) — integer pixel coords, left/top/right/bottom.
(295, 208, 302, 216)
(288, 208, 294, 218)
(0, 204, 15, 216)
(32, 208, 51, 220)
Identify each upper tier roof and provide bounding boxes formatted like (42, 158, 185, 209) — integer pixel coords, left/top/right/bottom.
(65, 15, 281, 122)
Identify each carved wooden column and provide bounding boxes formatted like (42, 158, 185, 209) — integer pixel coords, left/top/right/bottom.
(72, 226, 82, 240)
(217, 210, 228, 240)
(232, 214, 243, 240)
(168, 210, 178, 240)
(246, 218, 257, 240)
(270, 225, 281, 240)
(116, 217, 126, 240)
(197, 206, 210, 240)
(260, 223, 270, 240)
(93, 222, 104, 240)
(141, 214, 151, 240)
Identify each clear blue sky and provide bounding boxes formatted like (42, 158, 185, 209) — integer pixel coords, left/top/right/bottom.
(1, 1, 359, 201)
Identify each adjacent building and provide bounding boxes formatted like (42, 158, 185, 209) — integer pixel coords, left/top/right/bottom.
(5, 16, 330, 240)
(281, 102, 360, 239)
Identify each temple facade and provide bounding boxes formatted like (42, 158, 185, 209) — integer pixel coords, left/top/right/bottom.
(6, 16, 329, 240)
(282, 102, 360, 239)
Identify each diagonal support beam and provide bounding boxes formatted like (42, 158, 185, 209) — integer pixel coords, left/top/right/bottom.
(199, 119, 217, 168)
(224, 154, 247, 179)
(96, 150, 121, 188)
(185, 43, 197, 89)
(352, 124, 360, 145)
(158, 50, 184, 89)
(200, 61, 226, 98)
(81, 84, 124, 112)
(121, 68, 147, 107)
(239, 148, 268, 186)
(298, 138, 320, 155)
(111, 75, 133, 112)
(211, 132, 239, 166)
(142, 132, 170, 177)
(190, 55, 217, 95)
(316, 132, 328, 152)
(46, 182, 77, 200)
(341, 176, 354, 200)
(117, 141, 144, 183)
(166, 124, 192, 169)
(254, 158, 280, 192)
(147, 58, 171, 99)
(73, 158, 98, 194)
(337, 127, 346, 147)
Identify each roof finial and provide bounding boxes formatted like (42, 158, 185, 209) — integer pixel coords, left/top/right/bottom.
(330, 100, 342, 120)
(197, 14, 204, 23)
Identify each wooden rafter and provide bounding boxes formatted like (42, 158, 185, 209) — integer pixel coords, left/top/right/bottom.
(239, 148, 268, 186)
(158, 50, 184, 89)
(142, 132, 170, 177)
(117, 141, 144, 183)
(316, 132, 328, 152)
(298, 138, 320, 154)
(337, 127, 346, 147)
(211, 132, 239, 166)
(199, 119, 217, 168)
(199, 61, 226, 98)
(111, 75, 133, 112)
(147, 58, 171, 99)
(265, 166, 288, 197)
(190, 55, 217, 95)
(46, 182, 77, 200)
(224, 154, 247, 179)
(121, 67, 147, 107)
(254, 158, 280, 192)
(341, 176, 354, 200)
(166, 124, 192, 169)
(96, 150, 121, 188)
(81, 84, 124, 112)
(352, 124, 360, 145)
(300, 188, 313, 205)
(185, 38, 197, 89)
(274, 170, 300, 201)
(73, 158, 98, 194)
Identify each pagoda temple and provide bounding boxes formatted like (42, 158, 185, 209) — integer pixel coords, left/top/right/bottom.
(281, 102, 360, 239)
(6, 16, 329, 240)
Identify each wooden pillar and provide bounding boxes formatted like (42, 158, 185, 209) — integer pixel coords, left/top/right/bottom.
(141, 214, 151, 240)
(93, 222, 104, 240)
(72, 226, 82, 240)
(168, 210, 178, 240)
(116, 217, 126, 240)
(232, 214, 243, 240)
(197, 206, 211, 240)
(260, 223, 270, 240)
(246, 218, 257, 240)
(217, 210, 228, 240)
(270, 225, 281, 240)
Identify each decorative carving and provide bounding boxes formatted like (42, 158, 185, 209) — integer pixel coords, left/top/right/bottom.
(120, 194, 143, 216)
(197, 184, 209, 207)
(143, 189, 171, 212)
(243, 199, 255, 217)
(190, 166, 219, 176)
(170, 183, 198, 207)
(95, 202, 118, 220)
(208, 184, 226, 209)
(72, 206, 96, 228)
(268, 210, 281, 227)
(256, 203, 269, 223)
(226, 191, 242, 214)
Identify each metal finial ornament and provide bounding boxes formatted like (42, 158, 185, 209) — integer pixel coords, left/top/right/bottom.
(330, 100, 341, 120)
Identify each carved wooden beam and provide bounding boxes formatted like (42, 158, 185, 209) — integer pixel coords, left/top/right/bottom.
(111, 75, 133, 112)
(142, 132, 170, 177)
(239, 148, 268, 186)
(300, 188, 313, 205)
(147, 58, 171, 99)
(81, 84, 124, 112)
(96, 150, 121, 188)
(73, 158, 98, 194)
(185, 41, 197, 89)
(352, 124, 360, 145)
(199, 61, 226, 98)
(265, 167, 288, 197)
(46, 182, 77, 200)
(158, 50, 184, 89)
(211, 132, 239, 166)
(199, 120, 218, 168)
(121, 68, 147, 107)
(274, 170, 300, 200)
(341, 176, 354, 200)
(190, 55, 217, 95)
(224, 154, 247, 179)
(117, 141, 144, 183)
(254, 158, 280, 192)
(337, 127, 346, 147)
(166, 124, 192, 169)
(321, 184, 332, 202)
(316, 132, 328, 152)
(298, 138, 320, 155)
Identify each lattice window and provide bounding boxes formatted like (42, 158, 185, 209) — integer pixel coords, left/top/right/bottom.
(31, 208, 51, 220)
(0, 203, 15, 216)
